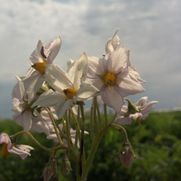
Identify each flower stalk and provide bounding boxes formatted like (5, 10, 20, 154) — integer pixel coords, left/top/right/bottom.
(10, 130, 51, 152)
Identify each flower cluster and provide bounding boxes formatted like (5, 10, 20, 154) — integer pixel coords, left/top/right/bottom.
(0, 32, 157, 181)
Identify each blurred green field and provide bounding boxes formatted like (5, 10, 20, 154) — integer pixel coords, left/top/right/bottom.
(0, 111, 181, 181)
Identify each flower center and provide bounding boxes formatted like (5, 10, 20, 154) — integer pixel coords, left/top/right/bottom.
(32, 59, 47, 74)
(102, 72, 117, 86)
(63, 88, 77, 99)
(0, 143, 9, 157)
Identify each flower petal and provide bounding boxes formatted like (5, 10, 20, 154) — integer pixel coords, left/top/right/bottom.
(117, 75, 144, 97)
(85, 76, 103, 90)
(105, 31, 120, 53)
(15, 111, 32, 131)
(56, 99, 73, 118)
(16, 144, 34, 151)
(136, 96, 148, 106)
(31, 119, 52, 135)
(23, 70, 44, 102)
(107, 47, 129, 74)
(8, 145, 33, 159)
(141, 101, 158, 116)
(0, 133, 11, 146)
(101, 86, 123, 112)
(98, 57, 108, 75)
(30, 40, 43, 64)
(86, 56, 100, 78)
(128, 66, 145, 83)
(45, 64, 72, 92)
(12, 98, 23, 113)
(45, 36, 61, 63)
(12, 77, 25, 100)
(32, 89, 66, 108)
(77, 83, 98, 101)
(130, 113, 143, 120)
(47, 133, 58, 142)
(105, 39, 114, 54)
(68, 53, 88, 89)
(111, 33, 121, 50)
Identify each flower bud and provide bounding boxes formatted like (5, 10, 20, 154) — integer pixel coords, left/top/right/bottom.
(61, 154, 72, 175)
(119, 145, 134, 167)
(43, 158, 57, 181)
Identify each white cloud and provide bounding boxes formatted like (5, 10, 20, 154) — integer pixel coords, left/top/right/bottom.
(0, 0, 181, 117)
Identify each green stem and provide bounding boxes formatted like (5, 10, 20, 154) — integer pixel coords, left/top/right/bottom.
(95, 97, 101, 123)
(46, 108, 65, 148)
(10, 130, 25, 138)
(64, 111, 73, 150)
(111, 123, 129, 142)
(11, 131, 51, 152)
(111, 123, 136, 157)
(93, 98, 97, 131)
(70, 109, 81, 149)
(81, 124, 110, 181)
(80, 113, 118, 181)
(89, 105, 94, 138)
(79, 103, 85, 178)
(104, 104, 108, 124)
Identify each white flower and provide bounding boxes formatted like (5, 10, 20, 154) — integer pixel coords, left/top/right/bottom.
(85, 42, 144, 112)
(12, 76, 55, 134)
(116, 97, 158, 125)
(0, 133, 34, 159)
(30, 37, 61, 67)
(33, 54, 98, 118)
(23, 37, 61, 100)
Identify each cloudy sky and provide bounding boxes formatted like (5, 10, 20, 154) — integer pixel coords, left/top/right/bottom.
(0, 0, 181, 118)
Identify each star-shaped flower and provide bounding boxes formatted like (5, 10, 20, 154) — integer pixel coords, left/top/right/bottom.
(12, 76, 55, 134)
(23, 37, 61, 100)
(33, 54, 97, 118)
(85, 33, 144, 112)
(116, 97, 158, 124)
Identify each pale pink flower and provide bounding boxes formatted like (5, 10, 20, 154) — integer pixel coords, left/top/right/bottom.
(33, 54, 97, 118)
(116, 97, 158, 125)
(86, 43, 144, 112)
(0, 133, 34, 159)
(23, 37, 61, 100)
(12, 77, 55, 134)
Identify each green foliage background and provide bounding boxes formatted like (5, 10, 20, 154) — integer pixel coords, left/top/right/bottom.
(0, 111, 181, 181)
